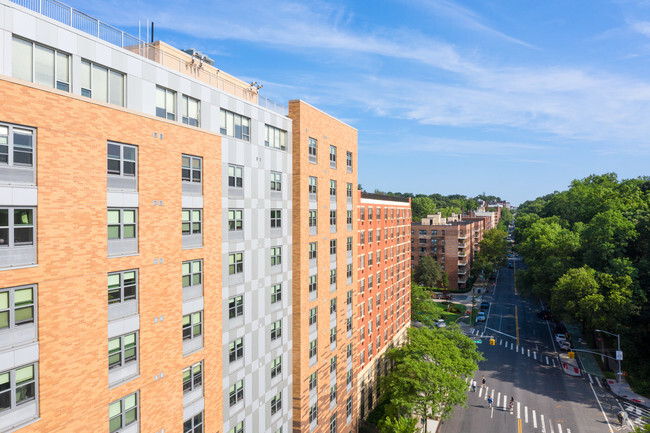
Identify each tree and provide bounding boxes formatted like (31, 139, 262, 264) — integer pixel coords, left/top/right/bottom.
(410, 284, 445, 328)
(377, 416, 420, 433)
(476, 228, 509, 270)
(382, 327, 484, 432)
(413, 256, 444, 289)
(550, 266, 603, 330)
(411, 196, 436, 221)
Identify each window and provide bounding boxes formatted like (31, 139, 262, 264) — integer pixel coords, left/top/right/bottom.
(368, 208, 373, 220)
(330, 269, 337, 285)
(309, 372, 317, 391)
(347, 290, 352, 305)
(271, 284, 282, 304)
(182, 311, 203, 340)
(330, 145, 337, 168)
(155, 86, 177, 120)
(347, 237, 352, 251)
(330, 239, 337, 255)
(0, 123, 34, 169)
(0, 207, 33, 250)
(229, 338, 243, 362)
(12, 37, 70, 91)
(109, 392, 138, 433)
(360, 207, 365, 220)
(182, 155, 202, 183)
(346, 183, 352, 198)
(228, 296, 243, 319)
(271, 171, 282, 191)
(271, 246, 282, 266)
(107, 208, 136, 240)
(377, 230, 381, 242)
(368, 230, 373, 244)
(183, 361, 203, 393)
(360, 231, 365, 245)
(108, 332, 137, 369)
(230, 422, 244, 433)
(347, 317, 352, 332)
(330, 180, 337, 197)
(309, 403, 318, 423)
(376, 207, 381, 219)
(309, 275, 317, 293)
(106, 143, 137, 179)
(347, 264, 352, 278)
(347, 396, 353, 417)
(182, 209, 202, 235)
(330, 355, 337, 373)
(265, 125, 287, 150)
(182, 95, 200, 126)
(271, 392, 282, 415)
(309, 307, 317, 326)
(330, 384, 337, 403)
(228, 165, 243, 188)
(229, 252, 243, 275)
(368, 252, 373, 267)
(81, 60, 124, 106)
(346, 151, 353, 172)
(0, 285, 35, 332)
(220, 109, 250, 141)
(309, 211, 317, 228)
(330, 327, 337, 344)
(271, 209, 282, 228)
(271, 320, 282, 340)
(309, 242, 317, 260)
(229, 380, 244, 406)
(359, 279, 365, 293)
(229, 209, 243, 231)
(271, 356, 282, 378)
(108, 270, 137, 305)
(309, 339, 317, 358)
(309, 177, 317, 194)
(183, 412, 203, 433)
(308, 137, 317, 162)
(347, 211, 352, 225)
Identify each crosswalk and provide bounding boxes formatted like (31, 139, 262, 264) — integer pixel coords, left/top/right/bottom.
(465, 377, 574, 432)
(470, 328, 559, 368)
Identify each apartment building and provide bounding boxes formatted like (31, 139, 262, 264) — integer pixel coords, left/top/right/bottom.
(288, 100, 358, 433)
(0, 1, 291, 432)
(411, 215, 477, 290)
(356, 192, 411, 419)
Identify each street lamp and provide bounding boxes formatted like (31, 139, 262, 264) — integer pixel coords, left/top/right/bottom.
(595, 329, 623, 394)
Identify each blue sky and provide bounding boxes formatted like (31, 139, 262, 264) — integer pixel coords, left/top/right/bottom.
(69, 0, 650, 205)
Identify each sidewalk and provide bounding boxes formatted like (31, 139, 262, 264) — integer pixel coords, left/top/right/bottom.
(565, 323, 648, 407)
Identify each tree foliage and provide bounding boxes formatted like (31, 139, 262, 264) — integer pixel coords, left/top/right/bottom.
(385, 192, 484, 221)
(413, 256, 445, 289)
(515, 173, 650, 393)
(377, 416, 420, 433)
(472, 228, 510, 280)
(410, 284, 445, 328)
(382, 327, 484, 432)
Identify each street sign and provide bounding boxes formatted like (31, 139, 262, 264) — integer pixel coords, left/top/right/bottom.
(473, 339, 482, 344)
(616, 351, 623, 361)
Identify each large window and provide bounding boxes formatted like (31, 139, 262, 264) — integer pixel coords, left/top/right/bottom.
(108, 270, 137, 305)
(271, 320, 282, 340)
(81, 60, 124, 106)
(271, 356, 282, 378)
(229, 380, 244, 406)
(309, 242, 317, 260)
(230, 422, 244, 433)
(182, 311, 203, 341)
(0, 123, 34, 168)
(183, 361, 203, 394)
(271, 171, 282, 191)
(228, 296, 243, 319)
(265, 125, 287, 150)
(183, 412, 203, 433)
(309, 307, 317, 326)
(107, 142, 136, 178)
(0, 285, 35, 330)
(0, 208, 35, 247)
(156, 86, 176, 120)
(182, 209, 202, 235)
(0, 363, 36, 415)
(346, 151, 353, 172)
(12, 37, 69, 91)
(329, 145, 337, 168)
(270, 392, 282, 415)
(228, 165, 243, 188)
(109, 392, 138, 433)
(309, 275, 317, 293)
(182, 260, 202, 289)
(330, 180, 337, 197)
(308, 211, 317, 229)
(308, 137, 317, 162)
(309, 177, 317, 194)
(271, 246, 282, 266)
(271, 284, 282, 304)
(220, 109, 250, 141)
(229, 338, 243, 362)
(229, 252, 243, 275)
(182, 95, 200, 126)
(309, 403, 318, 424)
(347, 183, 352, 198)
(182, 155, 202, 183)
(108, 332, 137, 369)
(271, 209, 282, 228)
(309, 339, 317, 358)
(229, 209, 243, 231)
(107, 209, 136, 240)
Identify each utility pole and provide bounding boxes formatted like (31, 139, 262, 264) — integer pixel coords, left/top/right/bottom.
(595, 329, 623, 394)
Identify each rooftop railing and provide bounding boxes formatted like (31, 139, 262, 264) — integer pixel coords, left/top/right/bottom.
(10, 0, 288, 116)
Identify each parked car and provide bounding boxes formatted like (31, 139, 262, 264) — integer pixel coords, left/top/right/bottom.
(476, 312, 486, 323)
(480, 301, 490, 310)
(559, 341, 571, 351)
(435, 319, 447, 328)
(555, 333, 568, 344)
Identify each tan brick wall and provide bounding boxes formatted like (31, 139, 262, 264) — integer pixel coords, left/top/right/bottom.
(289, 100, 358, 433)
(0, 78, 223, 433)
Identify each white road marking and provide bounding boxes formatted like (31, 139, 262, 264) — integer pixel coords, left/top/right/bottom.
(522, 346, 525, 354)
(558, 423, 563, 433)
(511, 342, 514, 350)
(588, 374, 593, 384)
(516, 344, 519, 352)
(527, 349, 530, 357)
(502, 394, 506, 410)
(497, 392, 501, 408)
(491, 406, 494, 418)
(533, 410, 537, 428)
(552, 359, 557, 367)
(549, 419, 555, 433)
(478, 387, 483, 398)
(588, 381, 615, 433)
(546, 355, 549, 364)
(517, 401, 521, 418)
(484, 387, 489, 400)
(595, 377, 602, 387)
(534, 352, 537, 360)
(525, 406, 528, 423)
(567, 429, 571, 433)
(541, 414, 546, 433)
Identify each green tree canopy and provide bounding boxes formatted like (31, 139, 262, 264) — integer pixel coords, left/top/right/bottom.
(413, 256, 445, 289)
(377, 416, 420, 433)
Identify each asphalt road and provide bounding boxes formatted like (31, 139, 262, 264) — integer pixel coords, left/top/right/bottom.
(438, 262, 629, 433)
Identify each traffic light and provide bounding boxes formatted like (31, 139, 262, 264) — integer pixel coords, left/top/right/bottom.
(490, 338, 495, 346)
(568, 352, 575, 359)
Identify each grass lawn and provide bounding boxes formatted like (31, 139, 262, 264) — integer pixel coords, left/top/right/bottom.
(439, 303, 470, 325)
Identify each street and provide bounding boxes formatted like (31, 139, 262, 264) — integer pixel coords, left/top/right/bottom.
(438, 263, 632, 433)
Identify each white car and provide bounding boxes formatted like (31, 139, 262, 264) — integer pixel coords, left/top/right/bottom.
(559, 341, 571, 351)
(476, 312, 486, 323)
(555, 333, 568, 343)
(435, 319, 447, 328)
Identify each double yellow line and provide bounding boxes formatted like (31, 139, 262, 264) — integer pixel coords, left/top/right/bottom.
(518, 418, 522, 433)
